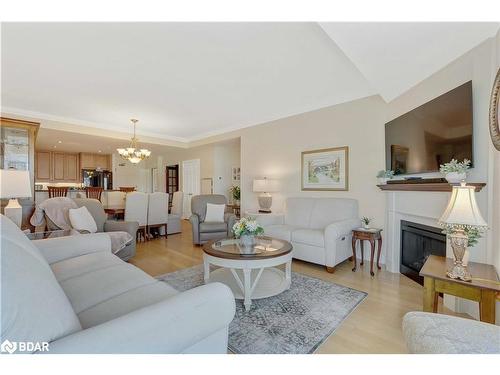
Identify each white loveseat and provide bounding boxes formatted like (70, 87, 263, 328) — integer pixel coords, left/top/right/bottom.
(253, 197, 360, 272)
(0, 214, 235, 354)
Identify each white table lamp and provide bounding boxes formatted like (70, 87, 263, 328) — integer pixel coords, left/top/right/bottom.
(438, 182, 487, 281)
(253, 178, 278, 213)
(0, 169, 32, 227)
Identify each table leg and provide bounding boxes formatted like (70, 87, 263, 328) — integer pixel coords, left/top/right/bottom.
(369, 239, 375, 276)
(351, 237, 357, 272)
(243, 268, 252, 312)
(479, 290, 496, 324)
(376, 237, 382, 270)
(360, 240, 364, 266)
(203, 256, 210, 283)
(423, 277, 438, 313)
(285, 261, 292, 289)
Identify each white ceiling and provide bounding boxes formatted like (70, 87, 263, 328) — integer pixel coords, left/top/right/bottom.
(2, 22, 499, 144)
(319, 22, 500, 101)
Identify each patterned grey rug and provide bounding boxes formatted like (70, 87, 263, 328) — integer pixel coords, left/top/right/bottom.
(157, 265, 367, 354)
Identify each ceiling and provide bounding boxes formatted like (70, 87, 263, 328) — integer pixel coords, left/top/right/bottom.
(2, 22, 499, 144)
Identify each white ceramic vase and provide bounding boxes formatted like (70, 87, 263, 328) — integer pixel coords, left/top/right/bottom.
(445, 172, 466, 184)
(378, 177, 388, 185)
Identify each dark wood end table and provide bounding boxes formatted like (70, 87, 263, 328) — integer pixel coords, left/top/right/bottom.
(420, 255, 500, 324)
(351, 228, 382, 276)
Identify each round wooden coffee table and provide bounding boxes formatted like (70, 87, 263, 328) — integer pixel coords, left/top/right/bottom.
(202, 237, 293, 311)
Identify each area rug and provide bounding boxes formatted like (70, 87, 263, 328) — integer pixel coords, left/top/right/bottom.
(157, 265, 367, 354)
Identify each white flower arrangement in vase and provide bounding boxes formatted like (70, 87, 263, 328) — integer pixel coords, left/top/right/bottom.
(439, 159, 471, 184)
(232, 217, 264, 247)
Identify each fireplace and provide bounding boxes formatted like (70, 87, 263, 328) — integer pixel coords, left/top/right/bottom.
(400, 220, 446, 285)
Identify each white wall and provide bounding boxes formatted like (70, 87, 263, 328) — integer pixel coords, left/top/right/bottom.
(240, 95, 387, 230)
(213, 139, 241, 201)
(112, 153, 149, 191)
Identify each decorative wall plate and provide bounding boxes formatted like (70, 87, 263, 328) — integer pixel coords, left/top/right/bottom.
(490, 67, 500, 151)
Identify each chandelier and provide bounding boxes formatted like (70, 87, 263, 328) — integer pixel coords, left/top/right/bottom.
(117, 119, 152, 164)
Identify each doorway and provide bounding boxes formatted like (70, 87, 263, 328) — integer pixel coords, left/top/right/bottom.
(181, 159, 200, 219)
(166, 164, 179, 212)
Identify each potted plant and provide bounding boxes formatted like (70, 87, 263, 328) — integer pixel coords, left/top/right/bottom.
(439, 159, 471, 183)
(232, 217, 264, 247)
(230, 185, 241, 205)
(361, 217, 371, 229)
(376, 170, 394, 184)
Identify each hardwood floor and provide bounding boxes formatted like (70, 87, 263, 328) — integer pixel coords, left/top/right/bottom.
(130, 220, 462, 354)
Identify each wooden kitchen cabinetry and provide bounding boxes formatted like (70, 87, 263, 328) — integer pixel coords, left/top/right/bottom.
(35, 151, 80, 182)
(80, 152, 111, 170)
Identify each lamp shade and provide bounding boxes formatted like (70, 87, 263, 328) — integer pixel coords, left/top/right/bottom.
(438, 183, 487, 228)
(253, 178, 279, 193)
(0, 169, 32, 199)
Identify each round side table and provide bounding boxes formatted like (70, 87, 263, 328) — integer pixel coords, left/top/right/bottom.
(351, 228, 382, 276)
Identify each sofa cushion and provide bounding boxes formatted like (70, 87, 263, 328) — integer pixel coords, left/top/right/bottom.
(0, 215, 81, 349)
(78, 282, 178, 329)
(58, 259, 157, 314)
(51, 251, 123, 283)
(309, 198, 358, 229)
(200, 222, 227, 233)
(284, 198, 314, 228)
(291, 229, 324, 247)
(264, 224, 298, 242)
(73, 198, 107, 232)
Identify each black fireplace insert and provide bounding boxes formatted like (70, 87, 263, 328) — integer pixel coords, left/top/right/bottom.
(400, 220, 446, 285)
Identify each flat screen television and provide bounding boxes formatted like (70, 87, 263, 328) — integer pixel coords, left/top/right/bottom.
(385, 81, 473, 175)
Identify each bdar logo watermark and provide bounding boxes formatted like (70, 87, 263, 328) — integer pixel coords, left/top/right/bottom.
(1, 339, 49, 354)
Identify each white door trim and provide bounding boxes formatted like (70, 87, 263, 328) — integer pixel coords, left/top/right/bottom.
(182, 159, 201, 219)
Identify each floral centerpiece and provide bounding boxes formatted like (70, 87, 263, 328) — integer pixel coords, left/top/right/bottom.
(232, 217, 264, 247)
(439, 159, 471, 183)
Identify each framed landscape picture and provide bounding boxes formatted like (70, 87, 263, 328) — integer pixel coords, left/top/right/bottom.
(301, 146, 349, 191)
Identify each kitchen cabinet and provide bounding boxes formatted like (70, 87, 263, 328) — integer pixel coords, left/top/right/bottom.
(35, 151, 52, 181)
(80, 152, 111, 170)
(52, 152, 65, 181)
(35, 151, 79, 183)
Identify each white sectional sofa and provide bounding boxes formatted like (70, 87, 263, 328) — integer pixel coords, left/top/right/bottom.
(252, 197, 360, 272)
(0, 214, 235, 354)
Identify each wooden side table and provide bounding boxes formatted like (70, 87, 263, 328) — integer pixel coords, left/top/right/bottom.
(420, 255, 500, 324)
(351, 228, 382, 276)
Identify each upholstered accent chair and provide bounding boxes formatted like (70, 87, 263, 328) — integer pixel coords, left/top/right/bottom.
(189, 194, 236, 245)
(73, 198, 138, 261)
(167, 191, 183, 235)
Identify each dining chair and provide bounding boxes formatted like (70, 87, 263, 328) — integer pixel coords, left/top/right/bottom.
(147, 192, 169, 238)
(119, 186, 136, 192)
(85, 186, 103, 201)
(167, 191, 183, 235)
(47, 186, 69, 198)
(124, 191, 149, 242)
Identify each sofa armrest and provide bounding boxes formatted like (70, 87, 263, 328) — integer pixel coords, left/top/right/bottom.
(225, 213, 237, 237)
(33, 233, 112, 264)
(104, 220, 139, 237)
(248, 213, 285, 227)
(324, 218, 361, 241)
(46, 283, 236, 354)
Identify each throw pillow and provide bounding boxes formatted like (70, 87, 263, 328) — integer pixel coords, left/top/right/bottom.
(68, 206, 98, 233)
(204, 203, 225, 223)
